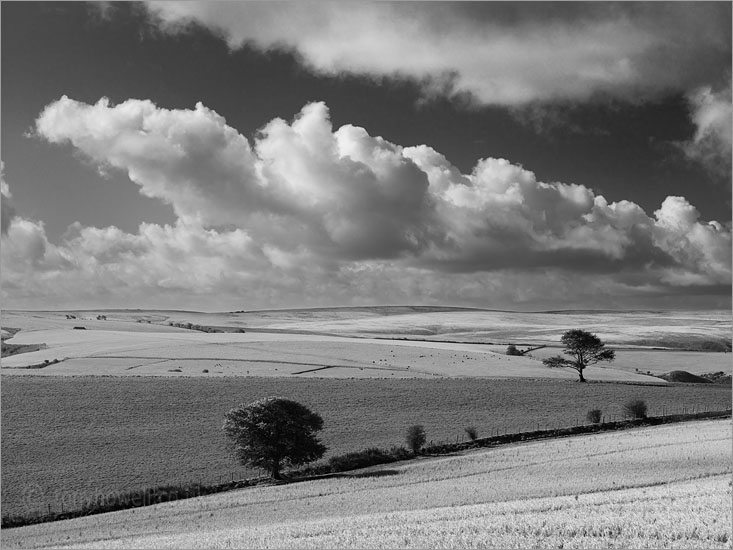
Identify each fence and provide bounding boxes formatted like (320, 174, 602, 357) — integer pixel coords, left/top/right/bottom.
(427, 403, 731, 447)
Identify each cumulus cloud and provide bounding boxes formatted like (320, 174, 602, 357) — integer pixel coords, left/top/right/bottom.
(143, 1, 730, 107)
(3, 97, 730, 309)
(1, 163, 18, 235)
(680, 83, 732, 178)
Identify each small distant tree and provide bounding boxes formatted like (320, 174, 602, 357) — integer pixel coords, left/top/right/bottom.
(542, 329, 615, 382)
(506, 344, 522, 356)
(465, 426, 478, 441)
(586, 409, 602, 424)
(623, 399, 648, 419)
(406, 424, 426, 454)
(222, 397, 326, 480)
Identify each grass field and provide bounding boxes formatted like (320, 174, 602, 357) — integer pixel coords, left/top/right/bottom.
(5, 307, 731, 347)
(2, 327, 673, 382)
(2, 375, 730, 518)
(3, 308, 729, 382)
(2, 307, 730, 542)
(3, 419, 730, 549)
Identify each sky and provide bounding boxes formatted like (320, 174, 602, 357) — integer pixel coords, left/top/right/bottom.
(1, 1, 731, 312)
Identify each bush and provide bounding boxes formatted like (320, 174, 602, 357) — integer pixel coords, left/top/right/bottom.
(623, 399, 647, 419)
(406, 424, 426, 453)
(506, 344, 522, 356)
(465, 426, 478, 441)
(328, 447, 395, 472)
(586, 409, 602, 424)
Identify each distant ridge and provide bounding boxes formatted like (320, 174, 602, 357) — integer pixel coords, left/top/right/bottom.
(228, 305, 488, 315)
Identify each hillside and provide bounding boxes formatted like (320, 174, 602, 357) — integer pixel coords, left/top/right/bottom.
(3, 419, 730, 549)
(3, 307, 730, 381)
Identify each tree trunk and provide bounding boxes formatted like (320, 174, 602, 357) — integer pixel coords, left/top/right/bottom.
(271, 462, 281, 480)
(578, 369, 586, 382)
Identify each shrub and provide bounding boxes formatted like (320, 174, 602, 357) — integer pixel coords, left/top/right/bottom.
(586, 409, 602, 424)
(465, 426, 478, 441)
(506, 345, 522, 356)
(328, 447, 395, 472)
(623, 399, 648, 419)
(406, 424, 426, 453)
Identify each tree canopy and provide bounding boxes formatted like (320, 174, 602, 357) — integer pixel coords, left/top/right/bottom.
(222, 396, 326, 479)
(542, 329, 615, 382)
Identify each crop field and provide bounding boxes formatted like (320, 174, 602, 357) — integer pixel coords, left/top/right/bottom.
(4, 419, 730, 549)
(5, 307, 731, 347)
(3, 309, 729, 383)
(2, 328, 671, 382)
(527, 347, 733, 376)
(232, 308, 732, 348)
(2, 375, 730, 518)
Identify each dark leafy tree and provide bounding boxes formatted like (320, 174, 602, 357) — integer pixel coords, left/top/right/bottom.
(222, 397, 326, 480)
(542, 329, 615, 382)
(406, 424, 426, 453)
(623, 399, 648, 419)
(586, 409, 602, 424)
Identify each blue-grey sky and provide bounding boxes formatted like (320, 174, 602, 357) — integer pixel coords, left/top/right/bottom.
(2, 2, 731, 311)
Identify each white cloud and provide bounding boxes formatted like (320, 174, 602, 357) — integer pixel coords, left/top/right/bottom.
(144, 2, 730, 107)
(1, 162, 17, 235)
(2, 97, 729, 309)
(681, 83, 732, 178)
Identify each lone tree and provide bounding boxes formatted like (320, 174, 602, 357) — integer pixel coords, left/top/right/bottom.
(222, 397, 326, 480)
(542, 329, 615, 382)
(506, 344, 522, 356)
(406, 424, 426, 454)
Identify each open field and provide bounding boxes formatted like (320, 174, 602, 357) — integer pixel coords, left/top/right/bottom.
(1, 328, 671, 382)
(5, 307, 731, 347)
(2, 376, 730, 518)
(527, 347, 733, 377)
(221, 308, 732, 349)
(3, 419, 730, 549)
(3, 308, 729, 382)
(2, 307, 730, 534)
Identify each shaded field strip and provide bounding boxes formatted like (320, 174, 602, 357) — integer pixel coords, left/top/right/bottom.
(2, 409, 729, 530)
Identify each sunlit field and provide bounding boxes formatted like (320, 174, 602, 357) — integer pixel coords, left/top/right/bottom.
(3, 309, 729, 381)
(4, 308, 730, 348)
(4, 419, 730, 549)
